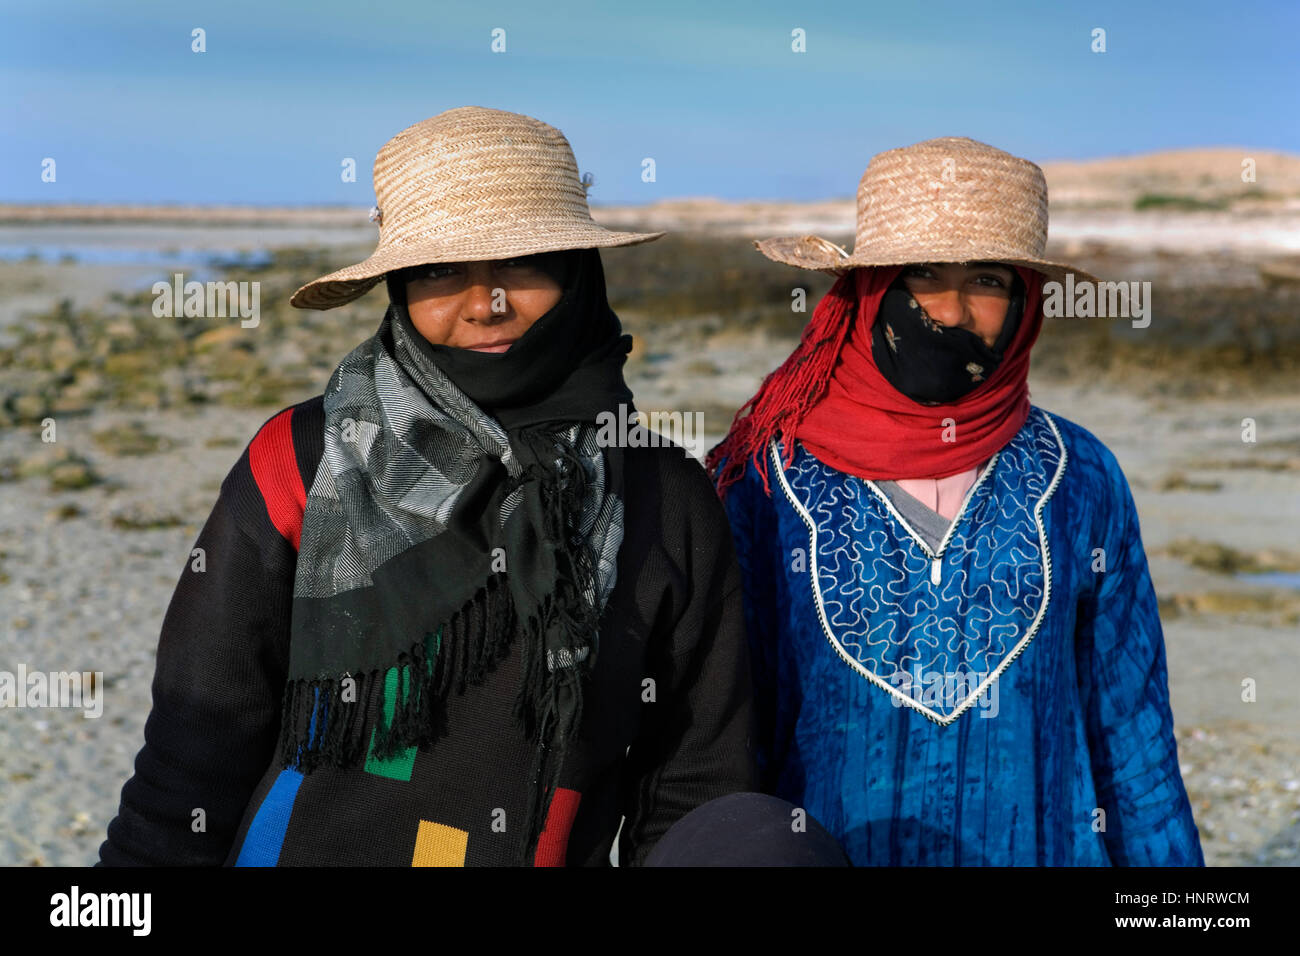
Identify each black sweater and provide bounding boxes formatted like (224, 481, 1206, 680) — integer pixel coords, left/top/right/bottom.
(98, 394, 756, 866)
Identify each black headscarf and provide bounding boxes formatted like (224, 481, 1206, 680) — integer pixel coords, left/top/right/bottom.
(385, 249, 633, 422)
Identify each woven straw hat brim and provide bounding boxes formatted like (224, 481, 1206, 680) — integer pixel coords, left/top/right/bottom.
(290, 106, 667, 310)
(290, 225, 663, 310)
(754, 135, 1102, 294)
(754, 235, 1100, 288)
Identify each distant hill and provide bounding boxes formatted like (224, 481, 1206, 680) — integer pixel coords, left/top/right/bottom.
(1039, 147, 1300, 209)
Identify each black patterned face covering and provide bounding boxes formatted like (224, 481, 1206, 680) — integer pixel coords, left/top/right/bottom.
(870, 271, 1026, 405)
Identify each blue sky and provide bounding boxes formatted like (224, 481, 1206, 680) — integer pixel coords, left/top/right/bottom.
(3, 0, 1296, 205)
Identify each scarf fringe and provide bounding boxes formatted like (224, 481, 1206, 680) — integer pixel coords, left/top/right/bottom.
(706, 270, 859, 498)
(276, 572, 518, 774)
(510, 429, 598, 863)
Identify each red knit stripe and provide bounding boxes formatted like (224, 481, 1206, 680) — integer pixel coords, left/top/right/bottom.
(249, 407, 306, 552)
(532, 787, 582, 867)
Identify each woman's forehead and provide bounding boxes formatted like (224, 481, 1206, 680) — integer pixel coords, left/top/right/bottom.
(914, 260, 1015, 270)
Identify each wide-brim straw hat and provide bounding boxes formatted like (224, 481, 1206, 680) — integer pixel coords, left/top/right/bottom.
(755, 136, 1099, 286)
(291, 106, 664, 310)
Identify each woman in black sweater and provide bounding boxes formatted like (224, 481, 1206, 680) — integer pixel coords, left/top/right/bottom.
(99, 106, 755, 867)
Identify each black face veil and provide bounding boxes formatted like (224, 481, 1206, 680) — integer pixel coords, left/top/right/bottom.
(870, 272, 1027, 405)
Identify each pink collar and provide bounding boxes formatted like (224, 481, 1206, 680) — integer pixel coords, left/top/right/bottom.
(893, 459, 989, 521)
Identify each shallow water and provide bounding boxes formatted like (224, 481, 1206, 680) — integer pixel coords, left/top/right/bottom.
(0, 222, 371, 273)
(0, 244, 273, 270)
(1238, 571, 1300, 590)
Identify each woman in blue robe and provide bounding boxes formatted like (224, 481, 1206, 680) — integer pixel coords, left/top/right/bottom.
(708, 137, 1204, 866)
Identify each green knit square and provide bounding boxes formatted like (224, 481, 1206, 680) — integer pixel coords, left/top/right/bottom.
(363, 630, 440, 782)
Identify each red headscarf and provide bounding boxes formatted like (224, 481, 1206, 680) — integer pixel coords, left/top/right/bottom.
(708, 264, 1045, 497)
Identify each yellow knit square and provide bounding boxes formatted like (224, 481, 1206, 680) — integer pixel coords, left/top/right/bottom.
(411, 820, 468, 867)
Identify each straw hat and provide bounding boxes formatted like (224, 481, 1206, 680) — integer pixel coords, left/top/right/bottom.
(291, 107, 664, 310)
(755, 136, 1098, 285)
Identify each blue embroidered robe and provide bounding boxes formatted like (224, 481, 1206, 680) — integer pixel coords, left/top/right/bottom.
(723, 406, 1204, 866)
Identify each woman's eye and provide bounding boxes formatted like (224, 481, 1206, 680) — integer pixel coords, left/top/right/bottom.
(903, 266, 933, 279)
(975, 274, 1007, 288)
(417, 265, 459, 280)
